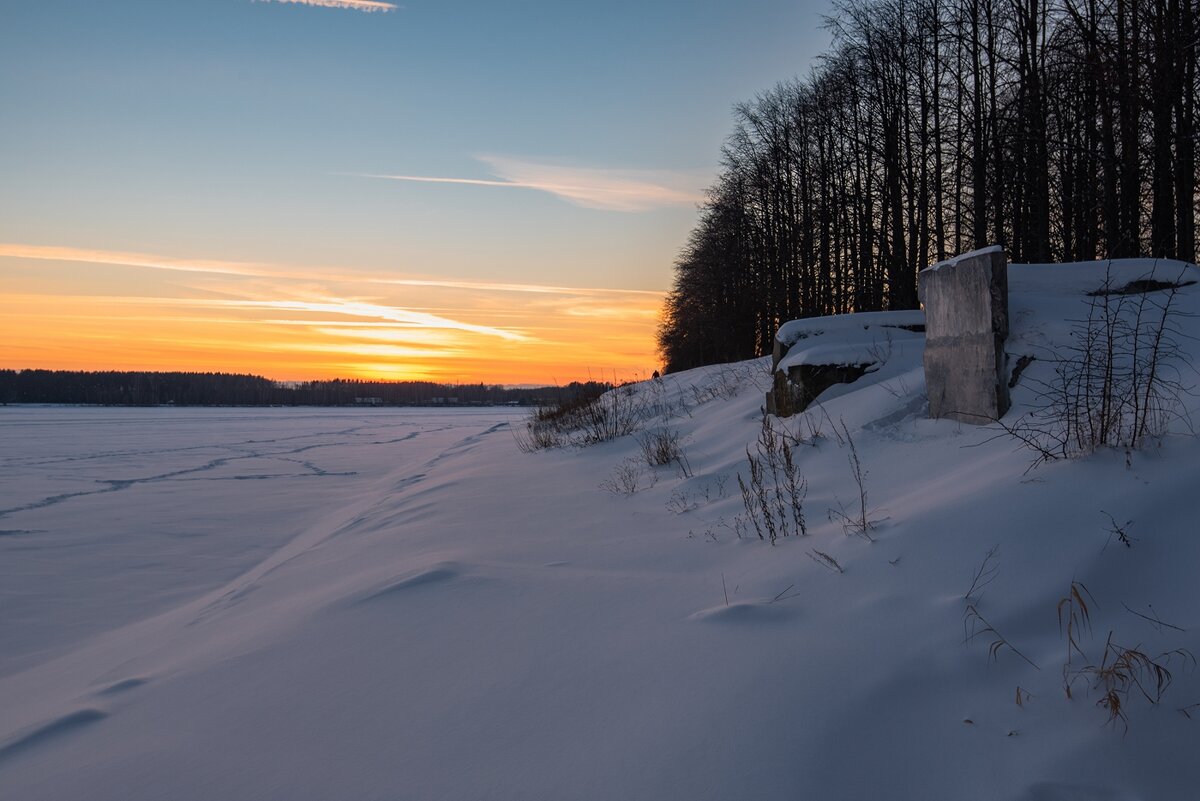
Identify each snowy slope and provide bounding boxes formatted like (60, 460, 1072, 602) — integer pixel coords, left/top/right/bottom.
(2, 259, 1199, 800)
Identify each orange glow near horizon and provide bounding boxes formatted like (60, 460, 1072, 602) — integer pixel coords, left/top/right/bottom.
(0, 244, 665, 385)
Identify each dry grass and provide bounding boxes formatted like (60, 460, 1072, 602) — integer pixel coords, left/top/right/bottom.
(738, 416, 808, 544)
(826, 418, 877, 539)
(808, 549, 844, 574)
(1066, 633, 1195, 732)
(1058, 580, 1096, 698)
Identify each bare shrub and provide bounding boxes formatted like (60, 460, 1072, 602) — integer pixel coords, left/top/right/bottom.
(637, 427, 693, 476)
(690, 365, 746, 404)
(791, 405, 830, 447)
(514, 388, 608, 451)
(865, 329, 895, 366)
(686, 525, 722, 543)
(880, 373, 913, 400)
(574, 386, 647, 444)
(999, 265, 1194, 468)
(737, 416, 808, 544)
(665, 475, 730, 514)
(511, 418, 569, 453)
(599, 457, 657, 495)
(690, 363, 767, 406)
(826, 418, 877, 539)
(517, 384, 650, 450)
(640, 374, 694, 421)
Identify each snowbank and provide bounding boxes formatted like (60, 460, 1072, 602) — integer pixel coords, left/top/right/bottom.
(775, 308, 926, 351)
(1, 260, 1199, 801)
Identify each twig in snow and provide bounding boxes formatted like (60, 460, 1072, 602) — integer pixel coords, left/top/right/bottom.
(1101, 511, 1136, 551)
(771, 583, 796, 603)
(808, 550, 844, 574)
(964, 544, 1000, 602)
(964, 603, 1040, 670)
(1122, 602, 1186, 633)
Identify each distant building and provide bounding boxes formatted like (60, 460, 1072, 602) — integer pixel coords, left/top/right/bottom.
(354, 397, 384, 406)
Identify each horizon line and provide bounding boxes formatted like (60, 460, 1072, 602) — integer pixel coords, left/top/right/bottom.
(0, 365, 644, 389)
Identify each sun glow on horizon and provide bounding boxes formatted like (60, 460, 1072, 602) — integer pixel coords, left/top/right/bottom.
(0, 243, 665, 385)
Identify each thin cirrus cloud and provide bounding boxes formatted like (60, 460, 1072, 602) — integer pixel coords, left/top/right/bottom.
(0, 243, 276, 279)
(6, 292, 525, 343)
(381, 277, 661, 297)
(219, 298, 528, 341)
(256, 0, 398, 12)
(0, 242, 661, 298)
(354, 155, 707, 212)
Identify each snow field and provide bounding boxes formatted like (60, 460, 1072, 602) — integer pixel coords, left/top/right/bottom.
(1, 259, 1199, 799)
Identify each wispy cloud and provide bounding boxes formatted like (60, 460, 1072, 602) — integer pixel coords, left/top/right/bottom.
(354, 155, 707, 212)
(561, 304, 659, 320)
(1, 292, 524, 341)
(220, 298, 527, 341)
(0, 243, 274, 278)
(257, 0, 397, 12)
(0, 242, 663, 297)
(380, 277, 662, 297)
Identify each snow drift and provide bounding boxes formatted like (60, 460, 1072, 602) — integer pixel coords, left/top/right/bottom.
(1, 259, 1199, 800)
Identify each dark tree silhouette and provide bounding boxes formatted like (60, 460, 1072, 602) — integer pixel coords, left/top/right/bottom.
(0, 370, 609, 408)
(659, 0, 1200, 374)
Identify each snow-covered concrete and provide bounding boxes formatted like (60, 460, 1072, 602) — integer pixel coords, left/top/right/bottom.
(769, 310, 926, 416)
(773, 309, 926, 365)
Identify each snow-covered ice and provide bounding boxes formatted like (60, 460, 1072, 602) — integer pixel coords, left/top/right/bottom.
(2, 260, 1200, 800)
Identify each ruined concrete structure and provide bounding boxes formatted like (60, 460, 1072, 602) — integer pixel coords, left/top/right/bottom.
(765, 310, 925, 417)
(764, 246, 1010, 422)
(918, 245, 1010, 424)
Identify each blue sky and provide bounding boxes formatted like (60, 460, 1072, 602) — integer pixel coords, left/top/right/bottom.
(0, 0, 833, 381)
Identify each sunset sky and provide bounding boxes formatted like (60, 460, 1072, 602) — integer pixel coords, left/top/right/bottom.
(1, 0, 829, 384)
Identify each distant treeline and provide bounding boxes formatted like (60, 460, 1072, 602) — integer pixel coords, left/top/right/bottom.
(659, 0, 1199, 372)
(0, 370, 610, 407)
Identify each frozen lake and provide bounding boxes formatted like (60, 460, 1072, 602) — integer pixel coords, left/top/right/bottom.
(0, 406, 522, 677)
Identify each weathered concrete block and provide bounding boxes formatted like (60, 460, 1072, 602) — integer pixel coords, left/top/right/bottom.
(767, 363, 873, 418)
(919, 245, 1009, 424)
